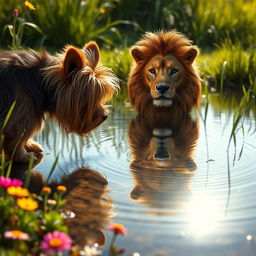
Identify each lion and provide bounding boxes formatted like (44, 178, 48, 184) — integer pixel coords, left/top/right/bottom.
(128, 30, 201, 114)
(128, 111, 199, 213)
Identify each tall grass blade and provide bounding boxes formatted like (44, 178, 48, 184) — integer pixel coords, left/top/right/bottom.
(0, 101, 16, 134)
(5, 131, 24, 178)
(1, 148, 5, 176)
(24, 154, 36, 188)
(220, 60, 227, 92)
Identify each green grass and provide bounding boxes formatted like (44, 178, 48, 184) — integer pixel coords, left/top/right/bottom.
(198, 43, 256, 92)
(0, 0, 133, 48)
(30, 0, 127, 47)
(101, 48, 132, 105)
(164, 0, 256, 48)
(1, 0, 256, 49)
(102, 48, 132, 84)
(100, 44, 256, 96)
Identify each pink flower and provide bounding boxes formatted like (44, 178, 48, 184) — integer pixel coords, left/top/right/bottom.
(4, 230, 29, 240)
(13, 8, 19, 17)
(41, 231, 72, 253)
(0, 176, 23, 188)
(107, 223, 127, 236)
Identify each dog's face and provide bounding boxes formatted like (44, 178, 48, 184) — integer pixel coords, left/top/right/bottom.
(144, 55, 185, 107)
(46, 42, 119, 135)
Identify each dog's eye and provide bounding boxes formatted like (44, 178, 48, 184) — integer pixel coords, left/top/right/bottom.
(149, 68, 157, 75)
(169, 68, 178, 76)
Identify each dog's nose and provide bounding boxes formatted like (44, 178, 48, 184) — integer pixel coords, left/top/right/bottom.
(103, 115, 108, 121)
(156, 83, 170, 93)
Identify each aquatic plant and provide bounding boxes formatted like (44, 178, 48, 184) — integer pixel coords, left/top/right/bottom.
(29, 0, 131, 47)
(164, 0, 256, 48)
(102, 48, 132, 85)
(198, 43, 256, 92)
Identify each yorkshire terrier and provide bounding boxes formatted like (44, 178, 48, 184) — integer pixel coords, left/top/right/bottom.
(0, 42, 119, 162)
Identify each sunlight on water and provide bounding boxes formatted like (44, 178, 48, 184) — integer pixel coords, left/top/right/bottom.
(185, 193, 222, 237)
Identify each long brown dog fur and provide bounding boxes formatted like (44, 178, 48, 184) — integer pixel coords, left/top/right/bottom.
(128, 30, 201, 114)
(0, 42, 119, 162)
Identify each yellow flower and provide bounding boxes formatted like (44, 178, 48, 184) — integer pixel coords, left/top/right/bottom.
(7, 186, 29, 197)
(17, 198, 38, 211)
(24, 0, 36, 11)
(57, 185, 67, 192)
(99, 8, 105, 14)
(42, 187, 51, 194)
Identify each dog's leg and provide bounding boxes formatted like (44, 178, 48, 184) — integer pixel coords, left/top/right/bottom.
(24, 139, 44, 153)
(4, 119, 44, 163)
(14, 143, 38, 163)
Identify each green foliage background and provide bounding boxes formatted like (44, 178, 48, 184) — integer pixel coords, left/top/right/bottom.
(0, 0, 256, 91)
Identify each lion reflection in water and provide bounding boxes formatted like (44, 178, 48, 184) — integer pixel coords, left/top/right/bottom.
(12, 163, 113, 247)
(128, 111, 199, 213)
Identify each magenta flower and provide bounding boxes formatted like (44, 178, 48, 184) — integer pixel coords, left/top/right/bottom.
(41, 231, 72, 253)
(0, 176, 23, 188)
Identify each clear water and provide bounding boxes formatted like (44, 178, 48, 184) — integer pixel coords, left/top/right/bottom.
(27, 95, 256, 255)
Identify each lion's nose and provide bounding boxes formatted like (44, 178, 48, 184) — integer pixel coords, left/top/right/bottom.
(156, 83, 170, 93)
(154, 150, 170, 161)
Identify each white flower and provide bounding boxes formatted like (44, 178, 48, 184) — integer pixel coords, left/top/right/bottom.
(80, 244, 102, 256)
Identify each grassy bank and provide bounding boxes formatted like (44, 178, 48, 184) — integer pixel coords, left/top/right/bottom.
(0, 0, 256, 92)
(101, 45, 256, 96)
(1, 0, 256, 48)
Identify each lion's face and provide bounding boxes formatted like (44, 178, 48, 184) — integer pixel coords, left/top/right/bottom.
(128, 31, 201, 113)
(144, 54, 185, 107)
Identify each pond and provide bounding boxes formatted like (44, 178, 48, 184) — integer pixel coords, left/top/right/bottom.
(12, 93, 256, 255)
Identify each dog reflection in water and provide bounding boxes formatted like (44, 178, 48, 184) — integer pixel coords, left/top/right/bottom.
(128, 111, 199, 212)
(11, 161, 113, 247)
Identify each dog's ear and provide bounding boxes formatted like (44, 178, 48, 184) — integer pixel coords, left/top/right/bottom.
(183, 46, 198, 64)
(83, 41, 100, 69)
(63, 46, 85, 76)
(131, 46, 144, 63)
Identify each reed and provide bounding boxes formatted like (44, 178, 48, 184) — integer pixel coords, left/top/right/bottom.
(30, 0, 129, 47)
(198, 43, 256, 92)
(165, 0, 256, 48)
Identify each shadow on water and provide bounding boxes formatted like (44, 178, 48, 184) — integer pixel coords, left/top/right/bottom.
(10, 160, 113, 248)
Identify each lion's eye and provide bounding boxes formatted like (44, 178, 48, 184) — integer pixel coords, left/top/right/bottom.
(149, 68, 157, 75)
(169, 68, 178, 76)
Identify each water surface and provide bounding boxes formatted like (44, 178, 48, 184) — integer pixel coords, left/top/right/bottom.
(31, 95, 256, 255)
